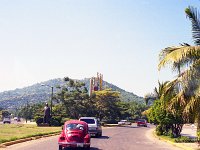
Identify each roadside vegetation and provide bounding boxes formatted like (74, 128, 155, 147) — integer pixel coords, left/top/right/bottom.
(146, 4, 200, 142)
(5, 77, 147, 127)
(0, 124, 61, 144)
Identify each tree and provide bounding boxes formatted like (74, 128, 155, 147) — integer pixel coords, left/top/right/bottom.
(55, 78, 149, 124)
(158, 6, 200, 132)
(147, 81, 184, 137)
(18, 103, 44, 121)
(92, 89, 121, 121)
(56, 78, 90, 119)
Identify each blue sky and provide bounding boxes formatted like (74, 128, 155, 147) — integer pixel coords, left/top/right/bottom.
(0, 0, 199, 96)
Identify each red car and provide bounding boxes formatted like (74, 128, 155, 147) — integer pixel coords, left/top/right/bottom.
(58, 120, 91, 150)
(137, 119, 148, 127)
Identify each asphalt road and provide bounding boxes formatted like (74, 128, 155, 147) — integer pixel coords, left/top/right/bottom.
(4, 124, 182, 150)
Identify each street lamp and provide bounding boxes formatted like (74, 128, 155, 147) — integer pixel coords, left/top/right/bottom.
(41, 84, 53, 116)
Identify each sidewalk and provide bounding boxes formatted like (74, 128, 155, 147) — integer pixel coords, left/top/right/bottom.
(181, 124, 197, 138)
(151, 124, 199, 150)
(180, 124, 199, 150)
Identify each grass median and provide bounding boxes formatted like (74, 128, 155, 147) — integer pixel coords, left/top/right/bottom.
(0, 124, 61, 144)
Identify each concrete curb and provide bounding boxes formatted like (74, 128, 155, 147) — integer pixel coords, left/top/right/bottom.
(103, 124, 132, 127)
(0, 132, 60, 148)
(152, 130, 197, 150)
(103, 124, 120, 127)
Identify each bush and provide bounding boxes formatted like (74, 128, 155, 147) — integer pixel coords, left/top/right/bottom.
(50, 116, 62, 126)
(175, 136, 197, 143)
(36, 117, 43, 125)
(156, 125, 163, 136)
(197, 130, 200, 140)
(61, 118, 71, 125)
(103, 120, 118, 124)
(50, 119, 60, 126)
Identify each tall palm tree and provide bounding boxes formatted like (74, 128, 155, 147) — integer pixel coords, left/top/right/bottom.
(158, 6, 200, 130)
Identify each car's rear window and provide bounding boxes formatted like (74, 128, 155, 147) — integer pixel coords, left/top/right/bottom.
(80, 119, 95, 124)
(66, 123, 84, 130)
(138, 119, 145, 122)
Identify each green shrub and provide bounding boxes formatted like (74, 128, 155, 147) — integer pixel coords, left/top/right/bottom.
(104, 120, 118, 124)
(50, 119, 60, 126)
(156, 125, 163, 136)
(61, 118, 70, 125)
(175, 136, 197, 143)
(169, 130, 174, 138)
(197, 130, 200, 141)
(163, 129, 174, 138)
(36, 117, 43, 125)
(50, 116, 62, 126)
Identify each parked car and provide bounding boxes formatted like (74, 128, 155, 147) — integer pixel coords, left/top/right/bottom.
(3, 117, 11, 124)
(137, 119, 147, 127)
(79, 117, 102, 137)
(118, 120, 131, 125)
(58, 120, 90, 150)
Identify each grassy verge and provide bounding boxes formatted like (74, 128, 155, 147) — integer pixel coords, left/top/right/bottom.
(158, 135, 176, 143)
(0, 124, 61, 144)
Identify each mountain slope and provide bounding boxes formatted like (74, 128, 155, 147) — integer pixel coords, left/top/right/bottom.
(0, 78, 144, 110)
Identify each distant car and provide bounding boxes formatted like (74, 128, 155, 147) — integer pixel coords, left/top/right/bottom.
(58, 120, 91, 150)
(79, 117, 102, 137)
(14, 117, 21, 122)
(3, 117, 11, 124)
(137, 119, 147, 127)
(118, 120, 131, 125)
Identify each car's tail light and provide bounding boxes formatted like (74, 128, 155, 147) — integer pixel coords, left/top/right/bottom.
(84, 134, 90, 143)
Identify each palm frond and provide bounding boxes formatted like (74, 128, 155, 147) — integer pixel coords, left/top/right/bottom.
(185, 6, 200, 45)
(178, 60, 200, 96)
(158, 46, 200, 71)
(167, 91, 186, 110)
(184, 96, 199, 114)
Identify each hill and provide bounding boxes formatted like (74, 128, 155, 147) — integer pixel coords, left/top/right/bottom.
(0, 78, 144, 110)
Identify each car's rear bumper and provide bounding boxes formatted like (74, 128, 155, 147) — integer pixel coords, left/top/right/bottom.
(137, 123, 147, 126)
(88, 130, 102, 136)
(58, 142, 90, 148)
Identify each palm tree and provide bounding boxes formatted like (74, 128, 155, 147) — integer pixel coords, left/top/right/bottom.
(144, 81, 169, 105)
(158, 6, 200, 130)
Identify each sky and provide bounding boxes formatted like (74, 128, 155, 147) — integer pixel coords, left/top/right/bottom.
(0, 0, 199, 97)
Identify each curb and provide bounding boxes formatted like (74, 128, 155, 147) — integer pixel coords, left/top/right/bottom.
(152, 130, 196, 150)
(103, 124, 132, 127)
(0, 132, 60, 148)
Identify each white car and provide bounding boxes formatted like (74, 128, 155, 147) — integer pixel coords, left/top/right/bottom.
(3, 117, 11, 124)
(118, 120, 131, 125)
(79, 117, 102, 137)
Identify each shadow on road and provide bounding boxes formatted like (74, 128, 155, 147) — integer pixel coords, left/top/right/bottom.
(67, 147, 101, 150)
(117, 125, 138, 128)
(90, 147, 101, 150)
(92, 135, 109, 139)
(99, 136, 109, 139)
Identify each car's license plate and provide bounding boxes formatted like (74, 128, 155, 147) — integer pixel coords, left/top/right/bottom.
(77, 143, 83, 147)
(90, 133, 95, 136)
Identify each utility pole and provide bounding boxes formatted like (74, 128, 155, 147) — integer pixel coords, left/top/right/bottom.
(51, 86, 53, 116)
(26, 100, 28, 123)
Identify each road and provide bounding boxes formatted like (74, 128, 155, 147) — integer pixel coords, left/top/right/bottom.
(4, 124, 182, 150)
